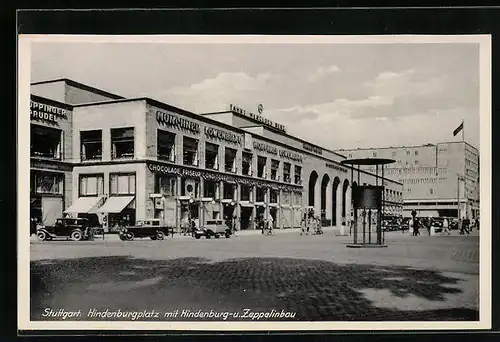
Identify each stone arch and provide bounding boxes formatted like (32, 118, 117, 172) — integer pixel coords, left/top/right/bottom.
(320, 174, 330, 220)
(331, 177, 341, 226)
(308, 171, 319, 207)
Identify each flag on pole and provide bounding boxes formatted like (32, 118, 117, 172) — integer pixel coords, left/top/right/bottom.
(453, 121, 464, 136)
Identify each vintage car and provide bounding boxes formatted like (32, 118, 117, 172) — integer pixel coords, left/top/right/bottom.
(119, 219, 174, 241)
(194, 219, 232, 239)
(36, 217, 94, 241)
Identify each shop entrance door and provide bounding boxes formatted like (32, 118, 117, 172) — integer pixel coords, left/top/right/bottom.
(240, 207, 254, 230)
(223, 204, 235, 220)
(270, 208, 278, 228)
(41, 196, 63, 226)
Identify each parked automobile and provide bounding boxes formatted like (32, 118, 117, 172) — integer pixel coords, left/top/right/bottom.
(119, 219, 175, 241)
(36, 217, 94, 241)
(194, 219, 232, 239)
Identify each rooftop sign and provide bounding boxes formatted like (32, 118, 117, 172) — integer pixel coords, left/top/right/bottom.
(229, 104, 286, 133)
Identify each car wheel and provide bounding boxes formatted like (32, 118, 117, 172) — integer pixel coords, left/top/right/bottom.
(119, 234, 127, 241)
(206, 235, 211, 239)
(70, 230, 83, 241)
(225, 233, 230, 238)
(195, 234, 201, 239)
(150, 235, 157, 240)
(36, 231, 47, 241)
(125, 232, 134, 241)
(156, 231, 165, 240)
(215, 234, 220, 239)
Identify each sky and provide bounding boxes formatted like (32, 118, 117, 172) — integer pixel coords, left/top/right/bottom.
(30, 40, 481, 150)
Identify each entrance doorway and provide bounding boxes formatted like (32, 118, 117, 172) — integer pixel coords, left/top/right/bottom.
(270, 207, 278, 228)
(240, 207, 254, 230)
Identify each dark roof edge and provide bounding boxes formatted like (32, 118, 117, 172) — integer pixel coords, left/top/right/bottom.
(31, 78, 125, 100)
(30, 94, 74, 110)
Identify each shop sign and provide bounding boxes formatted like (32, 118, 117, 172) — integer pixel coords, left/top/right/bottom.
(204, 126, 242, 145)
(147, 162, 301, 192)
(30, 100, 69, 123)
(253, 141, 278, 155)
(229, 104, 286, 133)
(279, 149, 303, 163)
(156, 109, 200, 134)
(303, 143, 322, 155)
(326, 162, 348, 173)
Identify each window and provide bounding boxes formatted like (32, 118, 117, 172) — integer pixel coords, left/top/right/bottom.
(111, 127, 134, 159)
(257, 156, 267, 178)
(415, 160, 419, 165)
(81, 130, 102, 161)
(157, 130, 176, 162)
(203, 180, 219, 198)
(33, 171, 63, 195)
(155, 175, 176, 196)
(392, 151, 396, 157)
(240, 184, 251, 201)
(79, 174, 104, 196)
(271, 159, 280, 181)
(293, 192, 302, 206)
(242, 152, 253, 176)
(225, 147, 237, 173)
(31, 124, 62, 160)
(223, 183, 235, 200)
(415, 150, 419, 156)
(256, 187, 266, 202)
(372, 152, 377, 157)
(205, 142, 219, 170)
(430, 188, 434, 195)
(406, 150, 410, 155)
(110, 173, 136, 195)
(282, 191, 290, 204)
(348, 153, 352, 158)
(283, 162, 291, 183)
(183, 136, 199, 166)
(270, 189, 279, 203)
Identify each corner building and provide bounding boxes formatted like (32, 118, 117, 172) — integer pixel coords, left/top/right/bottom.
(30, 79, 403, 231)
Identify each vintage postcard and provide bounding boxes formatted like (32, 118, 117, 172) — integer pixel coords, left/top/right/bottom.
(17, 34, 491, 331)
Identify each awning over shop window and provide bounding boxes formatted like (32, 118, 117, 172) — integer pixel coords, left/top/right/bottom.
(239, 202, 254, 208)
(64, 196, 104, 214)
(97, 196, 135, 214)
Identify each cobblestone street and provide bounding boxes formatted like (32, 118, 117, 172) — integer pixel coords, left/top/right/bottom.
(29, 229, 479, 321)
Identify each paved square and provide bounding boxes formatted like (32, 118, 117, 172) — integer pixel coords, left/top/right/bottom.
(29, 229, 479, 321)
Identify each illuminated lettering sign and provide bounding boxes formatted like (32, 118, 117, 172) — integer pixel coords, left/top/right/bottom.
(326, 162, 348, 173)
(147, 162, 301, 191)
(156, 110, 200, 133)
(279, 149, 303, 163)
(229, 104, 286, 133)
(253, 142, 278, 155)
(204, 126, 242, 145)
(303, 143, 322, 155)
(30, 100, 68, 123)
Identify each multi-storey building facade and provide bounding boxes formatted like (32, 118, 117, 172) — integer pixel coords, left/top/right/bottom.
(336, 142, 480, 219)
(30, 78, 404, 231)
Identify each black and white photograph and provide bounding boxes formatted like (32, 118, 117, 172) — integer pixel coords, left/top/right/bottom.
(18, 34, 491, 331)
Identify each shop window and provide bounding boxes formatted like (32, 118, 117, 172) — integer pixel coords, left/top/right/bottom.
(34, 171, 63, 195)
(294, 192, 302, 206)
(242, 152, 253, 176)
(205, 142, 219, 170)
(282, 191, 290, 204)
(256, 188, 266, 202)
(80, 130, 102, 161)
(111, 127, 134, 159)
(31, 124, 62, 160)
(157, 130, 176, 162)
(155, 175, 176, 196)
(183, 137, 199, 166)
(294, 165, 302, 185)
(110, 173, 136, 195)
(223, 183, 235, 200)
(240, 184, 251, 201)
(270, 189, 279, 203)
(283, 162, 291, 183)
(225, 147, 237, 173)
(257, 156, 267, 178)
(79, 174, 104, 196)
(203, 180, 219, 198)
(271, 159, 280, 181)
(181, 178, 200, 198)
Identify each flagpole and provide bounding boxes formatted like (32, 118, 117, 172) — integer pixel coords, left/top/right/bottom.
(462, 120, 465, 142)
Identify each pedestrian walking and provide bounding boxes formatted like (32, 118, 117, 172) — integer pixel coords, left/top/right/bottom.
(442, 218, 451, 236)
(232, 215, 238, 236)
(426, 217, 432, 236)
(300, 212, 307, 235)
(459, 217, 470, 235)
(413, 218, 421, 236)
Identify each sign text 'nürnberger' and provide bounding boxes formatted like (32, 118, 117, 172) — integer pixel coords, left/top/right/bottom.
(156, 110, 200, 134)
